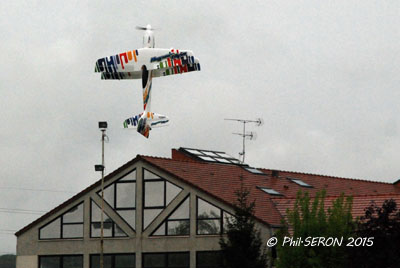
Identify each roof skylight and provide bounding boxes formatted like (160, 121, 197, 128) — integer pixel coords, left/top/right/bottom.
(288, 178, 312, 188)
(179, 148, 244, 165)
(198, 155, 216, 162)
(258, 187, 282, 196)
(244, 167, 266, 175)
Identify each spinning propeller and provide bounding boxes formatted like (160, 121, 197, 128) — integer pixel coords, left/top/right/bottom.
(135, 25, 156, 31)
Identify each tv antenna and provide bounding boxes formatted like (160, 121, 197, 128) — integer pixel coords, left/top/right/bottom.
(225, 118, 263, 164)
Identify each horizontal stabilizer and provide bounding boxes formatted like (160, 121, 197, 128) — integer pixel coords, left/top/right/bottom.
(123, 114, 142, 128)
(150, 113, 170, 128)
(123, 112, 170, 138)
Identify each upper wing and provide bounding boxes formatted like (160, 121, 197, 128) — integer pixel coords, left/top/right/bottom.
(95, 49, 140, 73)
(95, 48, 200, 80)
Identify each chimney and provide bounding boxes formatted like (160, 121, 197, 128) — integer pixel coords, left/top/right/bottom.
(271, 170, 279, 178)
(171, 149, 195, 161)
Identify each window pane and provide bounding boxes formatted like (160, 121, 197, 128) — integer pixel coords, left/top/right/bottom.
(90, 255, 99, 268)
(63, 203, 83, 223)
(115, 254, 135, 268)
(168, 220, 190, 236)
(40, 218, 61, 239)
(197, 219, 221, 235)
(169, 198, 189, 220)
(116, 182, 136, 208)
(214, 158, 231, 163)
(144, 181, 164, 207)
(117, 210, 136, 229)
(63, 256, 83, 268)
(185, 148, 201, 155)
(168, 252, 189, 267)
(40, 256, 60, 268)
(114, 223, 127, 237)
(166, 182, 181, 205)
(101, 184, 115, 207)
(91, 201, 112, 222)
(91, 222, 113, 237)
(144, 169, 161, 180)
(90, 255, 112, 268)
(120, 170, 136, 181)
(223, 211, 235, 233)
(201, 151, 219, 157)
(143, 209, 162, 229)
(153, 222, 166, 236)
(197, 251, 222, 267)
(143, 253, 165, 267)
(197, 199, 221, 219)
(63, 224, 83, 238)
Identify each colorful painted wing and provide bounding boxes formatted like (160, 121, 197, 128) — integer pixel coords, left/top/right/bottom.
(95, 48, 200, 80)
(95, 50, 140, 73)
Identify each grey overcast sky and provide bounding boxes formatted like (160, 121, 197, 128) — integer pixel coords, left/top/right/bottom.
(1, 0, 400, 254)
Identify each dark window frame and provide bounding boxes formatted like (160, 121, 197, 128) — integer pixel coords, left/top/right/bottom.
(142, 252, 190, 268)
(90, 199, 127, 238)
(39, 254, 83, 268)
(89, 253, 136, 268)
(142, 168, 182, 231)
(151, 195, 190, 237)
(39, 202, 84, 240)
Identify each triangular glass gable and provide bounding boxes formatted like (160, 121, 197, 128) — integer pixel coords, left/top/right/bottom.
(196, 197, 235, 235)
(166, 181, 182, 204)
(90, 200, 127, 237)
(152, 196, 190, 236)
(143, 169, 161, 180)
(96, 170, 136, 230)
(39, 202, 83, 240)
(142, 169, 183, 230)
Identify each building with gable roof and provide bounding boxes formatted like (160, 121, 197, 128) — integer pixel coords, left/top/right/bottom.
(15, 147, 400, 268)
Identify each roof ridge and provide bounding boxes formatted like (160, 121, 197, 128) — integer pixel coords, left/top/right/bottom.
(258, 168, 395, 185)
(141, 155, 228, 165)
(271, 193, 400, 201)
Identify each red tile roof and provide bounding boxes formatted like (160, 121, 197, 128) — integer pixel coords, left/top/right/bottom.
(141, 152, 400, 226)
(16, 148, 400, 236)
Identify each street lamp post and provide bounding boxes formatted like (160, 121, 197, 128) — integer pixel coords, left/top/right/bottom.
(95, 121, 108, 268)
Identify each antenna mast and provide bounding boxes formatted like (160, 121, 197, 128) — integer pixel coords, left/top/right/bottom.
(225, 118, 263, 163)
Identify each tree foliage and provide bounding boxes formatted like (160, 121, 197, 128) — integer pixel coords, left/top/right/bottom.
(276, 191, 354, 268)
(220, 183, 268, 268)
(347, 199, 400, 268)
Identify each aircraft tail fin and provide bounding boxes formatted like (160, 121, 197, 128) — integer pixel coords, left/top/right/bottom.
(123, 112, 169, 138)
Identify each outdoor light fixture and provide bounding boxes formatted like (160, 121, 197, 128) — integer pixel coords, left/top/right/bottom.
(95, 165, 104, 172)
(96, 121, 108, 268)
(98, 121, 108, 129)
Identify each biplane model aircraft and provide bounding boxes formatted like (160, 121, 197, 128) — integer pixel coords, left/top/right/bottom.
(94, 25, 201, 138)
